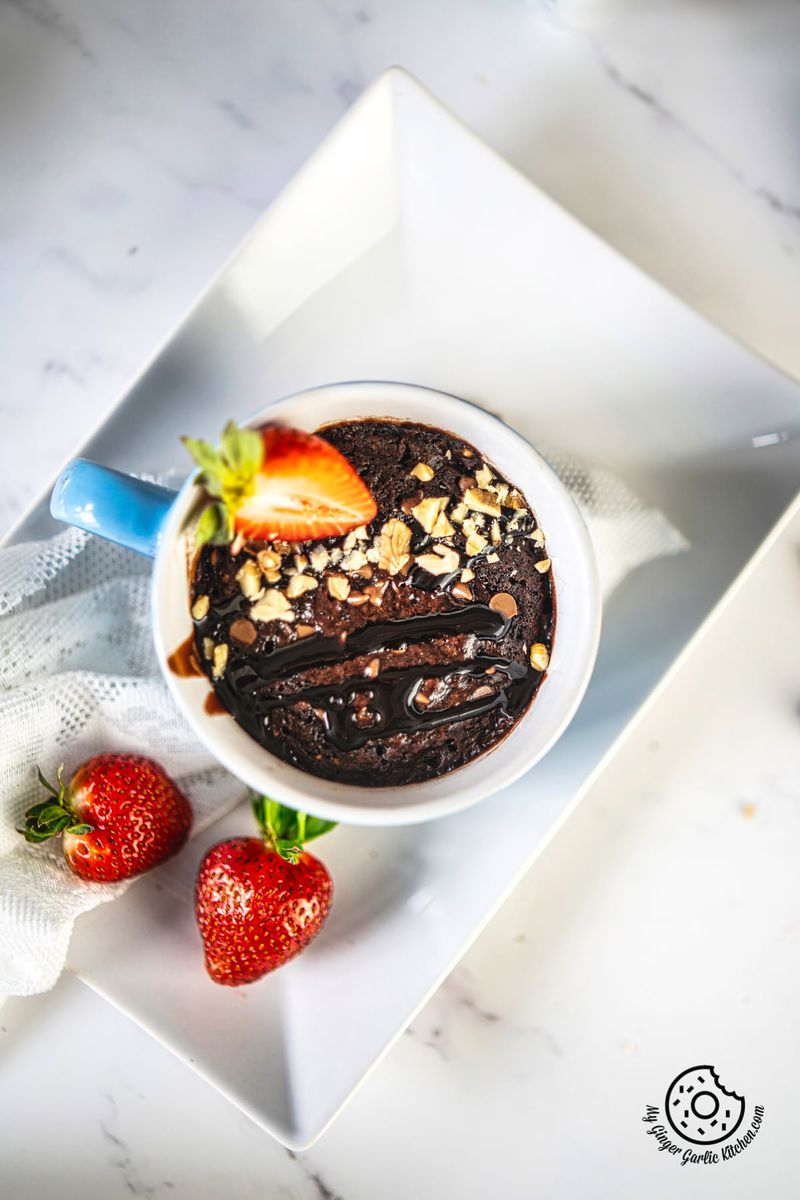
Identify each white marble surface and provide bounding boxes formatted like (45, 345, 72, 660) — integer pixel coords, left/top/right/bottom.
(1, 0, 800, 1195)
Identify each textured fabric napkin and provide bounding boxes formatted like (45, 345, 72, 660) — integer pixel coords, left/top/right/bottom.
(0, 457, 687, 997)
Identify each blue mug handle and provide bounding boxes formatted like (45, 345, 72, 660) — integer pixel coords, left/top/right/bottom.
(50, 459, 179, 559)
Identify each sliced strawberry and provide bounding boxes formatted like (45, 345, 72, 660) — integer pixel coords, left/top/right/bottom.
(233, 426, 377, 542)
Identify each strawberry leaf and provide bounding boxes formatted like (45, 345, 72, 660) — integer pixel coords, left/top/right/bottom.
(181, 437, 226, 495)
(252, 795, 336, 862)
(195, 504, 223, 548)
(20, 762, 87, 846)
(66, 823, 93, 835)
(220, 421, 263, 479)
(303, 816, 337, 842)
(183, 422, 265, 547)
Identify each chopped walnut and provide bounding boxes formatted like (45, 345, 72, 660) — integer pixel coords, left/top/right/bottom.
(464, 487, 502, 518)
(202, 637, 214, 661)
(490, 519, 502, 546)
(257, 548, 283, 572)
(327, 575, 351, 601)
(530, 643, 550, 671)
(534, 558, 551, 574)
(415, 544, 460, 575)
(461, 567, 475, 582)
(211, 643, 229, 679)
(410, 462, 435, 482)
(505, 489, 526, 510)
(250, 589, 295, 623)
(474, 464, 494, 488)
(286, 574, 319, 599)
(378, 519, 412, 575)
(191, 594, 210, 621)
(465, 531, 488, 557)
(236, 559, 264, 600)
(341, 548, 369, 572)
(450, 502, 468, 525)
(309, 545, 330, 573)
(411, 496, 454, 537)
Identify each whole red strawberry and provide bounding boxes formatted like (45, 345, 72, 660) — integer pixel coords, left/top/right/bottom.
(21, 755, 192, 882)
(195, 799, 334, 986)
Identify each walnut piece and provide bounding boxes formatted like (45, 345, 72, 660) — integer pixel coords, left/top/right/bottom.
(250, 589, 295, 623)
(464, 487, 502, 518)
(236, 559, 264, 600)
(309, 545, 330, 573)
(465, 531, 488, 557)
(211, 643, 229, 679)
(286, 574, 319, 599)
(529, 643, 550, 671)
(191, 594, 210, 621)
(378, 519, 412, 575)
(411, 496, 454, 538)
(410, 462, 435, 482)
(257, 548, 283, 572)
(341, 548, 369, 572)
(327, 575, 351, 601)
(415, 544, 460, 575)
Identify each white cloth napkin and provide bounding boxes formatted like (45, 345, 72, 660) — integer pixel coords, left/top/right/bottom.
(0, 459, 687, 997)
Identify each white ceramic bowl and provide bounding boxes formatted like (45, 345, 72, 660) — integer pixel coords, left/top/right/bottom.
(151, 381, 600, 825)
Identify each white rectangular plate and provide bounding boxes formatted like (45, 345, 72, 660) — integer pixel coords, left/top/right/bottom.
(10, 70, 800, 1148)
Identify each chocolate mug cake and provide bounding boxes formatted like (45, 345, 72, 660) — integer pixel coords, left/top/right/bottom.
(185, 419, 555, 787)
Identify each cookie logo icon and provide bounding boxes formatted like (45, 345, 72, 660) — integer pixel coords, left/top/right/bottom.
(665, 1065, 746, 1146)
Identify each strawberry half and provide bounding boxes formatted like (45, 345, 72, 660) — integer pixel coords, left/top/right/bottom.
(235, 425, 376, 542)
(21, 756, 192, 883)
(183, 421, 376, 546)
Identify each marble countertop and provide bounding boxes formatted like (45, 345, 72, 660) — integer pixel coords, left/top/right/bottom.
(2, 0, 800, 1195)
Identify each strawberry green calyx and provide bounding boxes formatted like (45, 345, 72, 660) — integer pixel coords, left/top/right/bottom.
(20, 765, 93, 844)
(252, 796, 336, 864)
(182, 421, 264, 546)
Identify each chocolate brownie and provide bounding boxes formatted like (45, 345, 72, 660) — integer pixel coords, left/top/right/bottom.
(189, 419, 555, 786)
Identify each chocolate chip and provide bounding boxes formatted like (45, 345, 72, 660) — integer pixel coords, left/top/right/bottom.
(489, 592, 518, 620)
(229, 618, 257, 645)
(401, 489, 424, 516)
(450, 581, 473, 602)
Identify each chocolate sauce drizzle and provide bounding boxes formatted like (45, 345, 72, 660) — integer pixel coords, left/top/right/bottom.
(203, 604, 546, 757)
